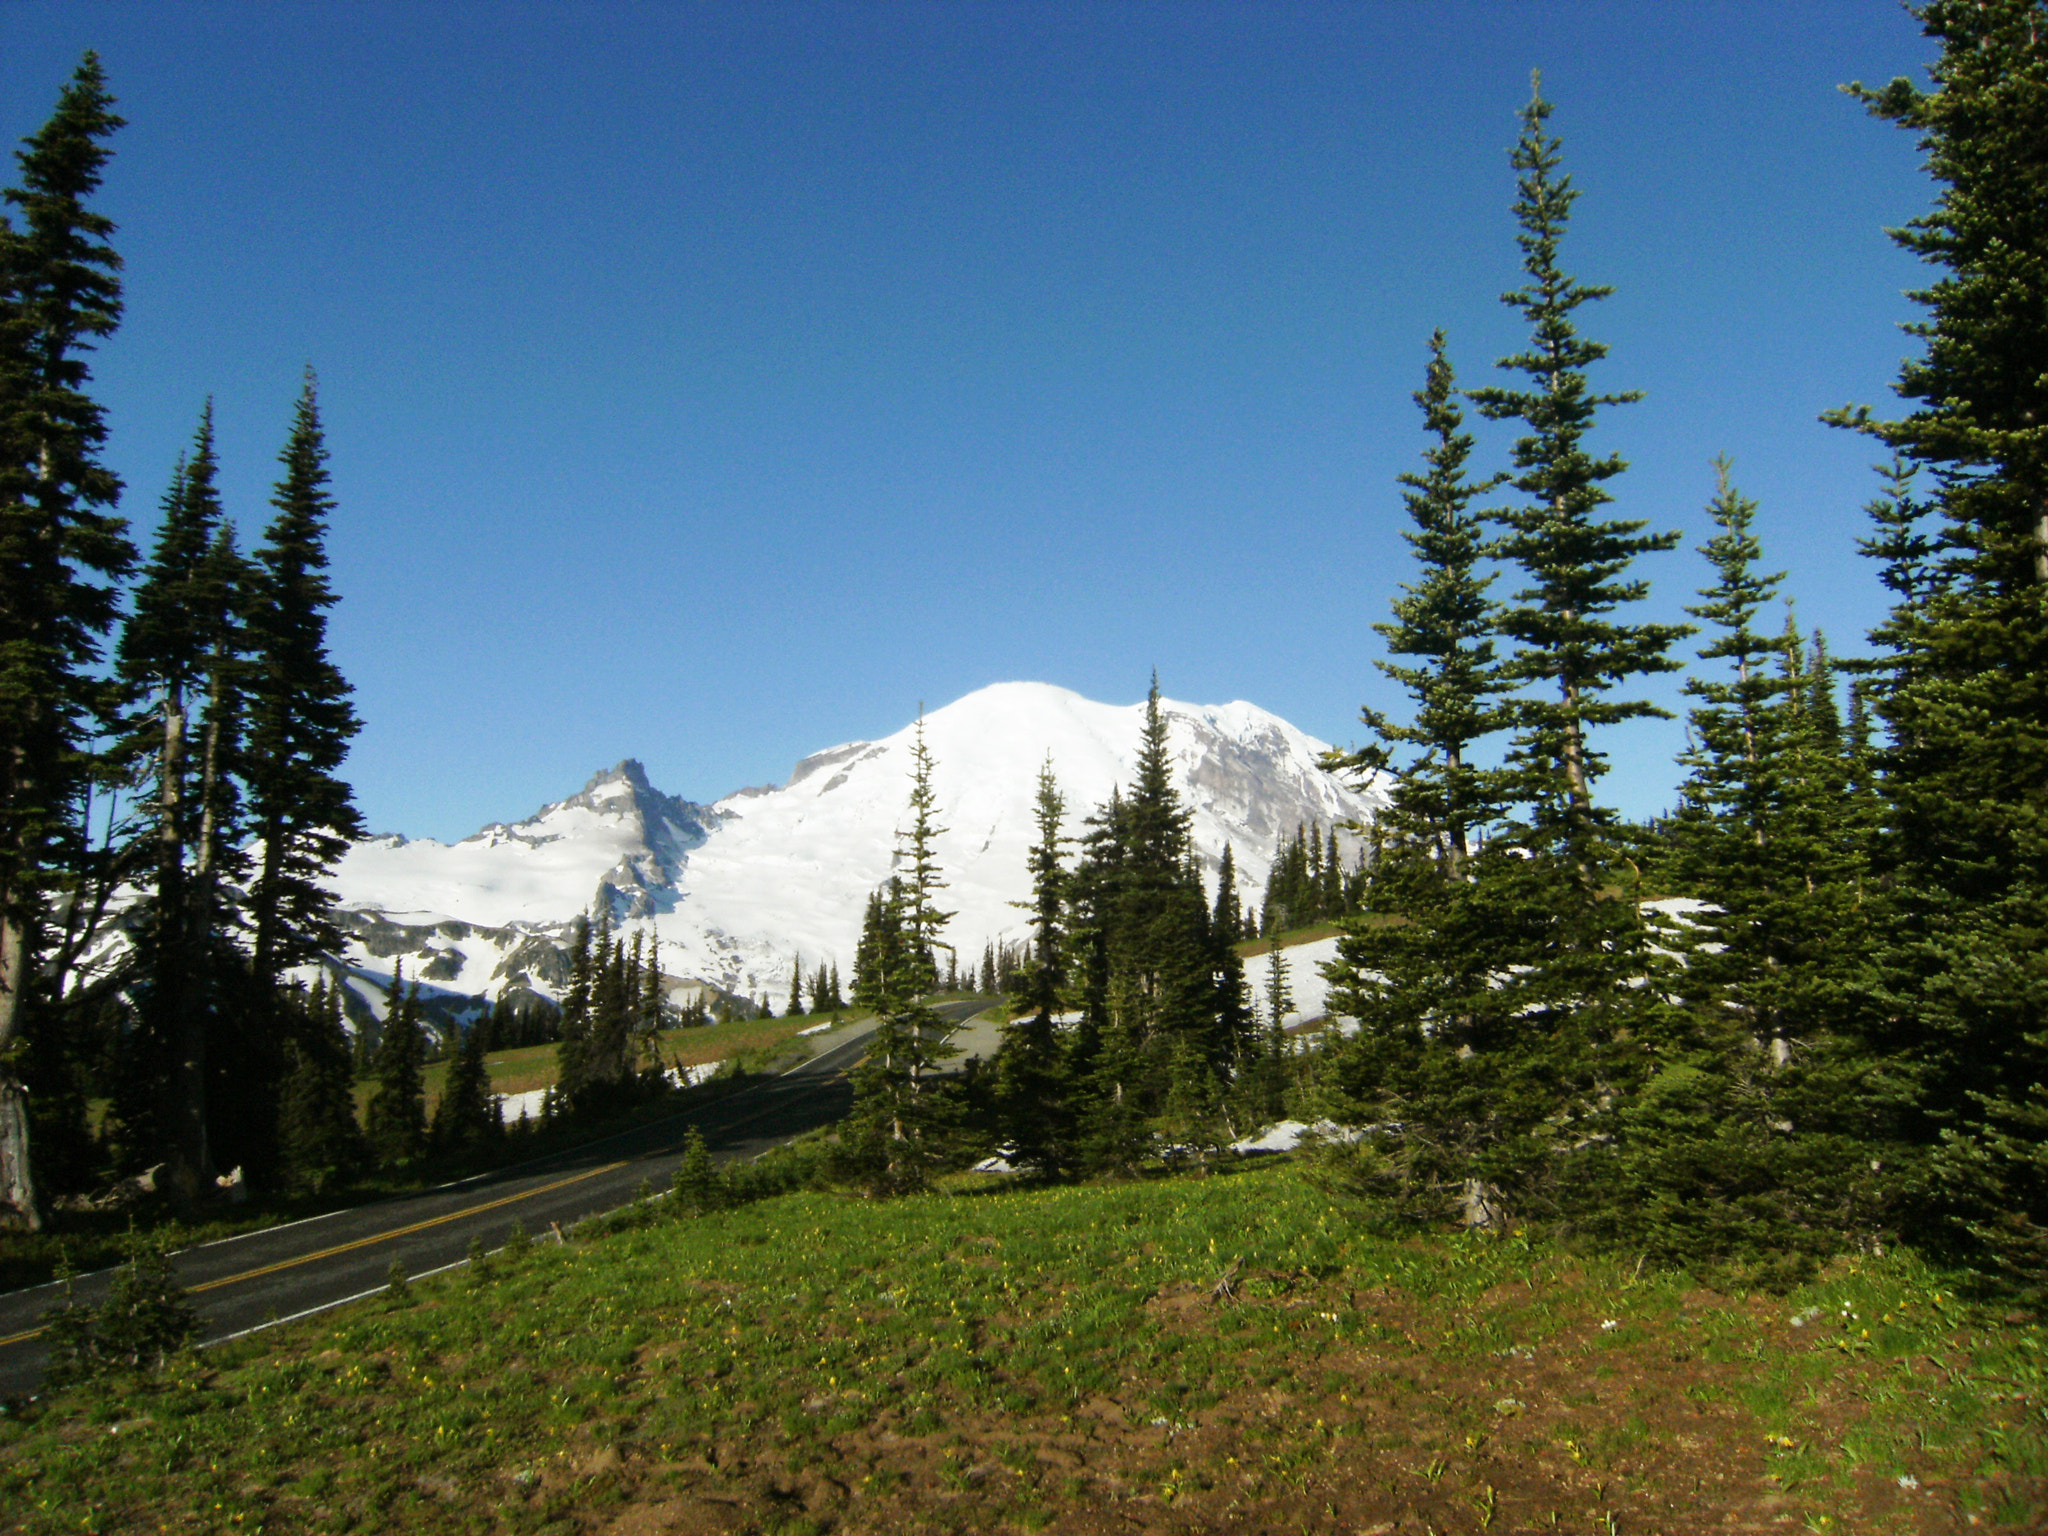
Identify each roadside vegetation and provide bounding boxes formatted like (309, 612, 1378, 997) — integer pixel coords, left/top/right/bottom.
(4, 1157, 2042, 1534)
(0, 1009, 877, 1295)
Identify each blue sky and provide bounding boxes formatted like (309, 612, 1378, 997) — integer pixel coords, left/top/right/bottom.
(7, 2, 1937, 843)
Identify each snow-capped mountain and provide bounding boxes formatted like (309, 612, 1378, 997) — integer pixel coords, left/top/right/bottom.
(325, 682, 1385, 1011)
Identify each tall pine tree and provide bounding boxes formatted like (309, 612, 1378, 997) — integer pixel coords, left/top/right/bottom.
(0, 56, 133, 1223)
(245, 371, 362, 993)
(1829, 0, 2048, 1294)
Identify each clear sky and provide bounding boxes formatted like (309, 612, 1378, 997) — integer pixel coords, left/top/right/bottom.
(6, 2, 1938, 844)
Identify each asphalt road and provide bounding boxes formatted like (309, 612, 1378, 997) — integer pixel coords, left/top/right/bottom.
(0, 998, 994, 1399)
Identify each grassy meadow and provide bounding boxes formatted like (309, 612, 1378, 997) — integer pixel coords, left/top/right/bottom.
(4, 1157, 2042, 1534)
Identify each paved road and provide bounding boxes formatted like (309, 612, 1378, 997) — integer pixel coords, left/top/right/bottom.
(0, 999, 995, 1398)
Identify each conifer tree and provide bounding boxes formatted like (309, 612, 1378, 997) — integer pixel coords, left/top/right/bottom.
(115, 404, 254, 1198)
(1829, 0, 2048, 1292)
(898, 711, 952, 992)
(1330, 330, 1511, 881)
(1211, 843, 1243, 944)
(841, 716, 958, 1193)
(787, 958, 804, 1017)
(365, 966, 427, 1169)
(995, 758, 1073, 1175)
(277, 978, 365, 1194)
(0, 55, 132, 1226)
(1627, 466, 1874, 1267)
(551, 915, 594, 1111)
(245, 372, 361, 993)
(1467, 80, 1689, 871)
(430, 1020, 500, 1157)
(637, 934, 665, 1070)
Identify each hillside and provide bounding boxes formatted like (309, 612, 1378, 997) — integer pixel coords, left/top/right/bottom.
(6, 1161, 2037, 1534)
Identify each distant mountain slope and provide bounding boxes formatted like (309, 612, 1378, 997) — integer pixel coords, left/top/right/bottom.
(324, 682, 1384, 1009)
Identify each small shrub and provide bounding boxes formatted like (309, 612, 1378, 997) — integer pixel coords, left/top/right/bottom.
(41, 1237, 199, 1387)
(671, 1127, 726, 1215)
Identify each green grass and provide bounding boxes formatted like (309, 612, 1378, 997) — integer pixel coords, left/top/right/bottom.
(5, 1158, 2041, 1533)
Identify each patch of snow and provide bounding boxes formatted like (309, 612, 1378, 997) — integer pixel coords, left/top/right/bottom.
(1255, 935, 1347, 1027)
(1229, 1118, 1365, 1154)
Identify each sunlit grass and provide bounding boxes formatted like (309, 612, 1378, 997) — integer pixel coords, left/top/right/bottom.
(5, 1158, 2040, 1533)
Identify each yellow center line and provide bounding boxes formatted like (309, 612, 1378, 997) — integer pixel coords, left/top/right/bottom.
(0, 1158, 630, 1350)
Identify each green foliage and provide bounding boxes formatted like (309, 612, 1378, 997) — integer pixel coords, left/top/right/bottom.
(40, 1236, 199, 1385)
(363, 967, 428, 1171)
(244, 370, 362, 988)
(840, 715, 964, 1195)
(1821, 0, 2048, 1302)
(428, 1016, 501, 1158)
(670, 1126, 726, 1215)
(6, 1163, 2036, 1535)
(0, 52, 135, 1223)
(277, 978, 366, 1194)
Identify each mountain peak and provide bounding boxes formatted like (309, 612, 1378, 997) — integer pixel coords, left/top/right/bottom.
(582, 758, 653, 795)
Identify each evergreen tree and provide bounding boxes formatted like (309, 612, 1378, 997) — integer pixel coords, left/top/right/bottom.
(1467, 79, 1690, 872)
(277, 978, 365, 1194)
(994, 759, 1074, 1175)
(1325, 333, 1507, 872)
(364, 966, 427, 1169)
(244, 368, 361, 1176)
(787, 957, 804, 1017)
(671, 1125, 725, 1214)
(898, 711, 952, 992)
(1828, 1, 2048, 1293)
(430, 1019, 500, 1157)
(1322, 86, 1687, 1233)
(1211, 842, 1243, 944)
(114, 404, 255, 1199)
(841, 716, 958, 1193)
(575, 917, 632, 1106)
(1633, 465, 1873, 1269)
(0, 55, 133, 1226)
(551, 915, 594, 1110)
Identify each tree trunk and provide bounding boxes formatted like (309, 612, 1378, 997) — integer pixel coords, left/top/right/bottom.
(0, 910, 42, 1230)
(158, 688, 214, 1202)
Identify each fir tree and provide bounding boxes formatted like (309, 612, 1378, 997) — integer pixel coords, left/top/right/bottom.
(245, 371, 361, 1000)
(1467, 80, 1690, 871)
(841, 716, 958, 1193)
(1328, 332, 1509, 883)
(1829, 1, 2048, 1294)
(1636, 465, 1872, 1268)
(551, 915, 594, 1111)
(277, 978, 366, 1195)
(115, 404, 254, 1199)
(1211, 842, 1243, 944)
(0, 55, 132, 1226)
(364, 965, 427, 1169)
(994, 758, 1074, 1175)
(671, 1125, 725, 1214)
(430, 1019, 500, 1158)
(787, 958, 804, 1017)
